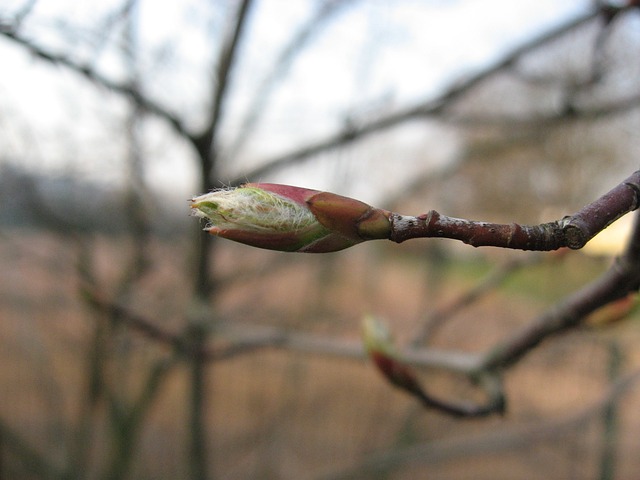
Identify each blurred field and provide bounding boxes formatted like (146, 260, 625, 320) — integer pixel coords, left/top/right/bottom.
(2, 228, 640, 479)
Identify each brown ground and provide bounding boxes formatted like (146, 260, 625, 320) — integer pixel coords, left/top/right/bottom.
(2, 229, 640, 479)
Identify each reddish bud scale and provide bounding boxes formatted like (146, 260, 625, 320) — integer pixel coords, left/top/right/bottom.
(191, 183, 391, 253)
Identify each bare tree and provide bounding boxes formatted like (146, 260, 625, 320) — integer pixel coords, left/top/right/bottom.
(1, 1, 640, 479)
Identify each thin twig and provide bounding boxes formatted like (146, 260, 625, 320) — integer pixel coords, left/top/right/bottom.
(481, 210, 640, 371)
(319, 368, 640, 480)
(410, 255, 543, 347)
(193, 0, 254, 177)
(82, 285, 483, 372)
(82, 287, 185, 351)
(228, 0, 353, 158)
(0, 27, 191, 142)
(0, 421, 66, 480)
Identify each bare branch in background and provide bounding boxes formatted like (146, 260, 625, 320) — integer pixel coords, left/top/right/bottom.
(320, 367, 640, 480)
(184, 5, 256, 472)
(227, 0, 354, 158)
(0, 420, 65, 480)
(82, 283, 482, 372)
(193, 0, 254, 186)
(482, 210, 640, 371)
(1, 2, 632, 187)
(443, 92, 640, 129)
(0, 25, 191, 140)
(233, 5, 626, 184)
(118, 0, 152, 292)
(10, 0, 38, 28)
(3, 0, 640, 476)
(410, 255, 544, 347)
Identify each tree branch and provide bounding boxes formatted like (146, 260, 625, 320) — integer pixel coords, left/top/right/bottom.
(234, 6, 621, 184)
(0, 24, 192, 142)
(83, 284, 501, 417)
(81, 284, 482, 372)
(481, 211, 640, 371)
(442, 92, 640, 128)
(410, 256, 543, 347)
(389, 170, 640, 251)
(0, 420, 65, 480)
(193, 0, 254, 181)
(81, 286, 185, 352)
(228, 0, 353, 158)
(320, 367, 640, 480)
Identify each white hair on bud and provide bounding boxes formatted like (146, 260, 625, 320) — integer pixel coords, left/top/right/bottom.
(191, 186, 317, 232)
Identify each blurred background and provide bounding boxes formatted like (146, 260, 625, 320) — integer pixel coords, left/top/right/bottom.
(1, 1, 640, 479)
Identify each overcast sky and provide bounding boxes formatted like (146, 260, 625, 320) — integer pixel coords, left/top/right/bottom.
(2, 0, 634, 253)
(0, 0, 592, 198)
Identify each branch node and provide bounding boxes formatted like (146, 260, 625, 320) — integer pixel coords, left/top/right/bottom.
(563, 223, 588, 249)
(624, 181, 640, 210)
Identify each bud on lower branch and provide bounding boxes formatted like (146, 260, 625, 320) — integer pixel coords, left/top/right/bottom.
(190, 183, 391, 253)
(362, 315, 423, 395)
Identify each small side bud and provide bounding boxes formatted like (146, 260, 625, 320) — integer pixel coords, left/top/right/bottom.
(362, 315, 422, 395)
